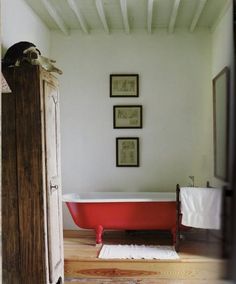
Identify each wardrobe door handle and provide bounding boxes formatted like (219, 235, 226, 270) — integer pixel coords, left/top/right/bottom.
(50, 184, 58, 192)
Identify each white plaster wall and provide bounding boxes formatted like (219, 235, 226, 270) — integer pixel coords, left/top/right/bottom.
(211, 3, 234, 187)
(0, 0, 232, 233)
(212, 4, 234, 77)
(51, 30, 212, 229)
(1, 0, 51, 56)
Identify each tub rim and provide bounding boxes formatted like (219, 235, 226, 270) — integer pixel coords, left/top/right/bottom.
(62, 192, 176, 203)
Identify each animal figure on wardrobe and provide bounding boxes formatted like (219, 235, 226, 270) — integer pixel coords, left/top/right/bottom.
(2, 41, 63, 75)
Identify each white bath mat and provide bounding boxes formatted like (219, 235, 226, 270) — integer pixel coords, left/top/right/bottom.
(98, 245, 179, 260)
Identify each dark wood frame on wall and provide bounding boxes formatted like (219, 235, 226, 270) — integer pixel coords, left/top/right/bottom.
(213, 66, 230, 181)
(116, 137, 139, 167)
(113, 105, 142, 129)
(110, 74, 139, 97)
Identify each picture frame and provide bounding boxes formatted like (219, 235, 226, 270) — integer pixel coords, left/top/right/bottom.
(116, 137, 139, 167)
(110, 74, 139, 97)
(113, 105, 142, 128)
(213, 67, 230, 181)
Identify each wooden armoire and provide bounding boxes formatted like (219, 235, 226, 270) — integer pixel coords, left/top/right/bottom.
(2, 65, 64, 284)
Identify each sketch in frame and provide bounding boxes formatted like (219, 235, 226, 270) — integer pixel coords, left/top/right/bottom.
(116, 137, 139, 167)
(113, 105, 142, 129)
(110, 74, 139, 97)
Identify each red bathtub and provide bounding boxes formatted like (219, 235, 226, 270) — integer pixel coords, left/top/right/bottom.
(63, 192, 177, 245)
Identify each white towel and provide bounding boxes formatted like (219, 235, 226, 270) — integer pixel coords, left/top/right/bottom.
(180, 187, 222, 230)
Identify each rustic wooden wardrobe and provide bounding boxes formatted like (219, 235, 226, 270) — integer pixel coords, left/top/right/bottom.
(2, 65, 64, 284)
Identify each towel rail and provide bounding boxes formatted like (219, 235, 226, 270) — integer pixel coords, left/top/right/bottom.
(176, 181, 233, 258)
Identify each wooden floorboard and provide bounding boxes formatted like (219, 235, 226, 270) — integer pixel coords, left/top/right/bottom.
(64, 229, 227, 282)
(64, 280, 229, 284)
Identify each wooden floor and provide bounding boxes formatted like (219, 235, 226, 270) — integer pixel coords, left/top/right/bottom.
(64, 229, 227, 283)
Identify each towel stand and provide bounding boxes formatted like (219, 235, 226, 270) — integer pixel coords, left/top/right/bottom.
(175, 181, 212, 252)
(175, 182, 233, 258)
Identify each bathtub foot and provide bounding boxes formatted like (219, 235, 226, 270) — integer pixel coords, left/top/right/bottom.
(95, 225, 103, 245)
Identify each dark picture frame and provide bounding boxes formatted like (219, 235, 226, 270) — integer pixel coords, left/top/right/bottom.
(113, 105, 142, 129)
(116, 137, 139, 167)
(213, 66, 230, 181)
(110, 74, 139, 97)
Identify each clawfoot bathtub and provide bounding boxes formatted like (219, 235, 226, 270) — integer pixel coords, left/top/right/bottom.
(63, 192, 177, 245)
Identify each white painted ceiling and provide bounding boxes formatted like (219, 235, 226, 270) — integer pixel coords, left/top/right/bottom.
(24, 0, 230, 35)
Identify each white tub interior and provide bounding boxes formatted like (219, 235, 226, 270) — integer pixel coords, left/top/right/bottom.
(62, 192, 176, 203)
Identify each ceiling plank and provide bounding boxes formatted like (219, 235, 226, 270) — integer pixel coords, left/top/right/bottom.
(120, 0, 130, 34)
(95, 0, 109, 34)
(189, 0, 207, 32)
(168, 0, 181, 33)
(66, 0, 89, 34)
(147, 0, 154, 34)
(41, 0, 69, 35)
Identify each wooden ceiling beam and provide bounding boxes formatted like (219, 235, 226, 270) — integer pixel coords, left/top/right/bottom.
(147, 0, 154, 34)
(168, 0, 181, 33)
(95, 0, 109, 34)
(120, 0, 130, 34)
(66, 0, 89, 34)
(41, 0, 69, 35)
(190, 0, 207, 32)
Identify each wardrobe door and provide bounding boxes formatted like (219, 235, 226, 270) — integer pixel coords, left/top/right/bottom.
(43, 77, 64, 283)
(2, 92, 20, 283)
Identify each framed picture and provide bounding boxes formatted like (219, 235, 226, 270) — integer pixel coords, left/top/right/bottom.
(213, 67, 230, 181)
(113, 105, 142, 128)
(110, 74, 139, 97)
(116, 137, 139, 167)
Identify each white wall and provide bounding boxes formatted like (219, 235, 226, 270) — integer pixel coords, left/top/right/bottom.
(0, 0, 232, 232)
(51, 30, 212, 229)
(1, 0, 51, 56)
(212, 3, 234, 77)
(211, 3, 234, 187)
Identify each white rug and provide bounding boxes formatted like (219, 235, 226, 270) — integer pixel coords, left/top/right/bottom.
(98, 245, 179, 260)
